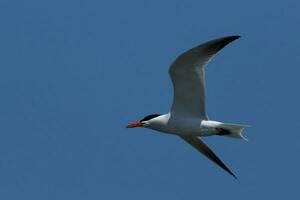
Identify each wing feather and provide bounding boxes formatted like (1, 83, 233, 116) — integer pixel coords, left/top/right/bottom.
(169, 36, 240, 119)
(180, 135, 236, 178)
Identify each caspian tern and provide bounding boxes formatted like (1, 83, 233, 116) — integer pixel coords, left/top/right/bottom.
(126, 36, 248, 178)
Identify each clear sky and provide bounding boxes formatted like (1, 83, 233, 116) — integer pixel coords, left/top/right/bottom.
(0, 0, 299, 199)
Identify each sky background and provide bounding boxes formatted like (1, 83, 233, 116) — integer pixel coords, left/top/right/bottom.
(0, 0, 299, 199)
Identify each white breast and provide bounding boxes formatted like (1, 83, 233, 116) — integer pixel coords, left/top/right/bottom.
(144, 113, 219, 136)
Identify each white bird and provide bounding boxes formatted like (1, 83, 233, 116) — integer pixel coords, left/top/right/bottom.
(126, 36, 248, 178)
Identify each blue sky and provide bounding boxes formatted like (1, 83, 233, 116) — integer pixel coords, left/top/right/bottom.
(0, 0, 299, 199)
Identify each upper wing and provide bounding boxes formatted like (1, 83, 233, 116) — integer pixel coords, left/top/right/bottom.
(180, 135, 236, 178)
(169, 36, 240, 119)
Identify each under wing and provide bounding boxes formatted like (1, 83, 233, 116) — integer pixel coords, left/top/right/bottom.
(180, 135, 236, 178)
(169, 36, 240, 119)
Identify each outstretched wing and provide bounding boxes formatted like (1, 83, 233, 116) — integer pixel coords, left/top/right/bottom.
(169, 36, 240, 119)
(180, 135, 236, 178)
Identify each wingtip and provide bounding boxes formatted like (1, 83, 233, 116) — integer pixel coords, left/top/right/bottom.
(230, 172, 238, 180)
(225, 167, 238, 179)
(228, 35, 241, 41)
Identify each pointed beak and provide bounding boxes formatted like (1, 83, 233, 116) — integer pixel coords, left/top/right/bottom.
(126, 121, 142, 128)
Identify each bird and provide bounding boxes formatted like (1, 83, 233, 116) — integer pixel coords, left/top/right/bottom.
(126, 35, 248, 178)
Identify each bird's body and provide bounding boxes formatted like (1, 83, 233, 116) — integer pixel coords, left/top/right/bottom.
(126, 35, 248, 178)
(142, 113, 247, 138)
(142, 113, 214, 136)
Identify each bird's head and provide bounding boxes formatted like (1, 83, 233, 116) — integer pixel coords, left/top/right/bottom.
(126, 114, 161, 128)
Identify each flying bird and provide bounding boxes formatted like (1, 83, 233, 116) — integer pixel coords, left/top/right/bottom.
(126, 36, 248, 178)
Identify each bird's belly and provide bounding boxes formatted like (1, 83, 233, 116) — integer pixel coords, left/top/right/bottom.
(153, 119, 218, 136)
(176, 126, 218, 136)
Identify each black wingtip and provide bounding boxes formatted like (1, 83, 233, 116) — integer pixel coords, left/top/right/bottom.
(225, 35, 241, 42)
(202, 35, 241, 54)
(222, 35, 241, 42)
(232, 35, 241, 39)
(222, 162, 238, 179)
(228, 170, 238, 180)
(220, 160, 238, 179)
(233, 35, 241, 40)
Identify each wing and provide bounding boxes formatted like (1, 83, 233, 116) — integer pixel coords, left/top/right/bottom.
(169, 36, 240, 119)
(180, 135, 236, 178)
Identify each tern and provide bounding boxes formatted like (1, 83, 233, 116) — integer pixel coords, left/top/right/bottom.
(126, 36, 248, 178)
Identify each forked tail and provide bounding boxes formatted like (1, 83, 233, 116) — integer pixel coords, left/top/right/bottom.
(218, 123, 249, 141)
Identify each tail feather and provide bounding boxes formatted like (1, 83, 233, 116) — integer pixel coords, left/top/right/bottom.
(218, 123, 249, 141)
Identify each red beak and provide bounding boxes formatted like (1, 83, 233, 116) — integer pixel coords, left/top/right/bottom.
(126, 121, 142, 128)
